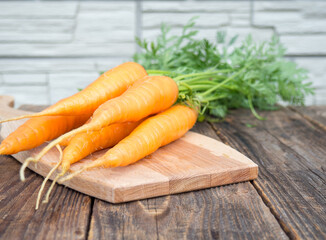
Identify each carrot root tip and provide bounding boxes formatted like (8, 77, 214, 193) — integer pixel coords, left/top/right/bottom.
(43, 172, 64, 204)
(20, 157, 34, 181)
(20, 157, 41, 181)
(58, 167, 87, 183)
(36, 144, 63, 209)
(0, 113, 38, 124)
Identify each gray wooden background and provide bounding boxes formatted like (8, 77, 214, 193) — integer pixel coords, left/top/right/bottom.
(0, 0, 325, 106)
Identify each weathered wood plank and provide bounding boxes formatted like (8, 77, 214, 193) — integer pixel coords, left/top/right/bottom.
(0, 105, 92, 240)
(88, 122, 287, 240)
(0, 155, 92, 240)
(156, 183, 288, 239)
(290, 105, 326, 131)
(212, 107, 326, 239)
(90, 183, 288, 240)
(89, 198, 158, 240)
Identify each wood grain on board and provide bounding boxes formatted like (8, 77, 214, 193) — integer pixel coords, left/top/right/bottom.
(0, 95, 258, 204)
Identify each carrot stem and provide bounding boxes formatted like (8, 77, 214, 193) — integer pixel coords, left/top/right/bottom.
(179, 82, 193, 95)
(196, 94, 229, 103)
(248, 95, 266, 120)
(174, 69, 231, 81)
(147, 70, 172, 75)
(180, 78, 224, 84)
(198, 66, 248, 98)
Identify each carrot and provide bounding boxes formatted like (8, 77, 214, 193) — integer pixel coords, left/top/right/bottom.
(59, 137, 71, 147)
(36, 120, 144, 209)
(20, 75, 179, 181)
(0, 62, 147, 123)
(60, 104, 197, 182)
(0, 114, 90, 155)
(59, 118, 92, 147)
(61, 121, 144, 170)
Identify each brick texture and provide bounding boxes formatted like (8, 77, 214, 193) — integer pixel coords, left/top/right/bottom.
(0, 1, 325, 106)
(49, 72, 99, 103)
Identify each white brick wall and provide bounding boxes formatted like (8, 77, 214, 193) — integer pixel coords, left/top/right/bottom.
(0, 1, 325, 107)
(252, 1, 326, 105)
(49, 72, 100, 103)
(0, 1, 135, 106)
(3, 73, 47, 85)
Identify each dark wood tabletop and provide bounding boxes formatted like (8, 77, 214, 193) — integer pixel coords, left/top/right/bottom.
(0, 104, 325, 240)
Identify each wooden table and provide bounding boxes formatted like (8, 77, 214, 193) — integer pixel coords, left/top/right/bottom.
(0, 104, 325, 239)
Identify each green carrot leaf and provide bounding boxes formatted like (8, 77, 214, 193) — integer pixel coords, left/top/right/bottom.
(133, 18, 314, 121)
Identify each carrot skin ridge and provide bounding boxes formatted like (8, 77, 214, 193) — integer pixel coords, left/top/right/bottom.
(98, 105, 198, 168)
(60, 104, 198, 182)
(41, 120, 145, 204)
(0, 62, 147, 123)
(61, 120, 144, 172)
(59, 118, 92, 147)
(0, 114, 90, 155)
(90, 75, 179, 127)
(27, 75, 179, 177)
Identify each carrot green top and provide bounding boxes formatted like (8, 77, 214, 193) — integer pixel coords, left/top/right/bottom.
(133, 18, 314, 121)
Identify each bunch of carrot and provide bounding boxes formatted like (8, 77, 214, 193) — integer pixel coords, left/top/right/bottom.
(0, 62, 199, 209)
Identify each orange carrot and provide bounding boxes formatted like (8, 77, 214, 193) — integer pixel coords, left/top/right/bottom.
(20, 75, 179, 181)
(59, 118, 92, 147)
(61, 121, 144, 170)
(0, 62, 147, 123)
(0, 114, 90, 155)
(59, 137, 71, 147)
(36, 120, 144, 208)
(60, 104, 197, 182)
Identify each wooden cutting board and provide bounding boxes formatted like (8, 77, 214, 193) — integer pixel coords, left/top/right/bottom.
(0, 95, 258, 203)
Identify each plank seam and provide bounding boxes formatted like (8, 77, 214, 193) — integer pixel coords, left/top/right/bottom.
(206, 122, 230, 145)
(288, 106, 326, 132)
(153, 198, 160, 240)
(207, 121, 297, 240)
(251, 180, 300, 240)
(86, 197, 94, 240)
(264, 126, 326, 177)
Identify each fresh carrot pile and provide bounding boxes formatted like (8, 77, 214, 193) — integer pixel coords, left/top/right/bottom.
(0, 20, 314, 209)
(0, 61, 200, 209)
